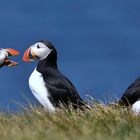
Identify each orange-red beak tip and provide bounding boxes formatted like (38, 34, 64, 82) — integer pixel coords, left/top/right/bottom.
(5, 48, 20, 55)
(22, 48, 30, 62)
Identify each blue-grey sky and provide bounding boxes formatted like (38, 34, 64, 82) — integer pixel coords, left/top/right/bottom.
(0, 0, 140, 110)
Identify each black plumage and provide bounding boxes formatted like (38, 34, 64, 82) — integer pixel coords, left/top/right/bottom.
(119, 77, 140, 106)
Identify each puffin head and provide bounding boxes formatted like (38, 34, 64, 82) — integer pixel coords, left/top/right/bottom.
(0, 48, 19, 68)
(22, 40, 56, 62)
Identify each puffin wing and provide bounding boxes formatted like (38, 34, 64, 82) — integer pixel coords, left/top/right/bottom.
(120, 77, 140, 106)
(42, 69, 83, 107)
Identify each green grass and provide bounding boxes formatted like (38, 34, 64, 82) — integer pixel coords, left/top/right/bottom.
(0, 103, 140, 140)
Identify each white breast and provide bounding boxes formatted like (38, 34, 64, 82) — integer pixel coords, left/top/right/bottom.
(132, 101, 140, 115)
(29, 68, 55, 112)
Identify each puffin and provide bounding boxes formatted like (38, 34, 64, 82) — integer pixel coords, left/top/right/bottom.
(22, 40, 86, 112)
(119, 77, 140, 114)
(0, 48, 19, 68)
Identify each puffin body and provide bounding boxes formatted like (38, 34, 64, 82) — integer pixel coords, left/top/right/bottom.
(23, 40, 84, 112)
(120, 77, 140, 114)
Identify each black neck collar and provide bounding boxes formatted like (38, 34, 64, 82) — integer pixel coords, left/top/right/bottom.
(36, 49, 57, 73)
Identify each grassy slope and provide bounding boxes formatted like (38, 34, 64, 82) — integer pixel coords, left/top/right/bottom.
(0, 104, 140, 140)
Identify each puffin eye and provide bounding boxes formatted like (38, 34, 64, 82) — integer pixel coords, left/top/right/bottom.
(37, 45, 40, 49)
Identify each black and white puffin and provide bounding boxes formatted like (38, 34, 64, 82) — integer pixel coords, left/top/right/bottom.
(119, 77, 140, 114)
(22, 40, 85, 112)
(0, 48, 19, 68)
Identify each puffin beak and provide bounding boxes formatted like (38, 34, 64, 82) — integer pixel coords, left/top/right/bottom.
(3, 48, 19, 66)
(4, 58, 18, 66)
(22, 47, 37, 62)
(4, 48, 19, 56)
(22, 47, 31, 61)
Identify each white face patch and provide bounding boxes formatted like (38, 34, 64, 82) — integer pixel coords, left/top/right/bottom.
(132, 100, 140, 115)
(29, 68, 55, 112)
(0, 49, 8, 65)
(31, 42, 52, 60)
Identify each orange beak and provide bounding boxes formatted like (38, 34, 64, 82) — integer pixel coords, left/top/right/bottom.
(4, 58, 18, 66)
(22, 47, 31, 61)
(4, 48, 19, 56)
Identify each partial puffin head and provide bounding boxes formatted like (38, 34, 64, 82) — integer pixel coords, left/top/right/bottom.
(22, 40, 56, 62)
(0, 48, 19, 68)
